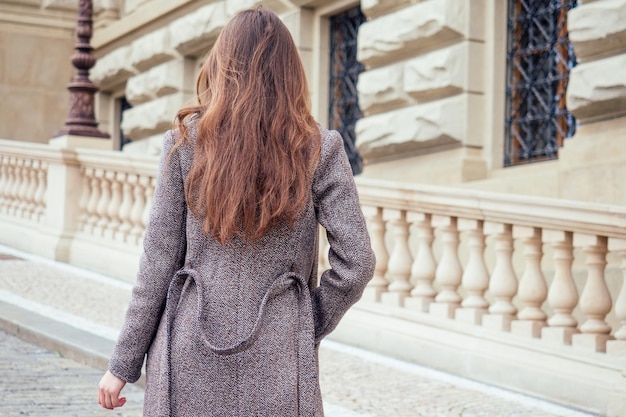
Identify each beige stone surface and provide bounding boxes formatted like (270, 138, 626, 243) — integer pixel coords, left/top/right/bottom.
(130, 27, 177, 72)
(361, 0, 419, 18)
(360, 147, 479, 185)
(125, 59, 195, 106)
(568, 0, 626, 61)
(404, 41, 484, 102)
(358, 63, 410, 115)
(356, 94, 483, 161)
(567, 53, 626, 123)
(357, 0, 467, 68)
(169, 2, 227, 57)
(91, 45, 137, 90)
(121, 93, 189, 140)
(0, 29, 73, 143)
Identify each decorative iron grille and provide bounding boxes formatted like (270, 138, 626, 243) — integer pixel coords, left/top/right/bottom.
(504, 0, 577, 166)
(329, 6, 366, 175)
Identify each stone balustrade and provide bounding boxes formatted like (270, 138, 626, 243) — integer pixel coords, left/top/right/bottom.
(1, 138, 625, 414)
(0, 143, 49, 226)
(352, 177, 626, 355)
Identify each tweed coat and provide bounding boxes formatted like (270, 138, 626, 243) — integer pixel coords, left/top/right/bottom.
(108, 125, 376, 416)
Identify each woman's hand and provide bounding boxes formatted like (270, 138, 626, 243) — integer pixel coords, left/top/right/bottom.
(98, 370, 127, 410)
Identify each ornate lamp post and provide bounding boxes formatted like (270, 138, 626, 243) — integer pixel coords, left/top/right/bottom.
(54, 0, 109, 138)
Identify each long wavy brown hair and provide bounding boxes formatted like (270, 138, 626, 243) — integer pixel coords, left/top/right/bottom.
(173, 6, 321, 245)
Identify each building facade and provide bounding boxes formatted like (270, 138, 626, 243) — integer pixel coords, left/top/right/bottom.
(2, 1, 626, 415)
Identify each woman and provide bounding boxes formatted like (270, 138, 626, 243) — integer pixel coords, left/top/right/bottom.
(98, 6, 375, 416)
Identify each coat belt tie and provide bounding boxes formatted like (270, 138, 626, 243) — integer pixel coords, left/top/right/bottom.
(164, 269, 318, 416)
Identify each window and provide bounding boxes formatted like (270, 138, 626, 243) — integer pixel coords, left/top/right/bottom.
(504, 0, 577, 166)
(328, 5, 366, 175)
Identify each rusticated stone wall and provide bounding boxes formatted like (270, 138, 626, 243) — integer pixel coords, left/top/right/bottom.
(557, 0, 626, 205)
(354, 0, 488, 183)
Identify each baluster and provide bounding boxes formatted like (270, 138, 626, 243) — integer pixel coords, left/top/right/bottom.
(105, 171, 123, 239)
(482, 222, 517, 331)
(33, 161, 47, 222)
(129, 174, 146, 244)
(96, 170, 112, 236)
(77, 167, 91, 231)
(6, 158, 17, 215)
(455, 219, 489, 324)
(572, 234, 613, 352)
(511, 226, 547, 338)
(141, 176, 155, 238)
(381, 209, 413, 307)
(117, 173, 134, 242)
(85, 168, 102, 235)
(542, 230, 578, 345)
(405, 213, 437, 312)
(607, 239, 626, 355)
(0, 156, 10, 213)
(8, 158, 21, 216)
(429, 215, 462, 318)
(17, 159, 32, 218)
(362, 206, 389, 302)
(25, 160, 39, 220)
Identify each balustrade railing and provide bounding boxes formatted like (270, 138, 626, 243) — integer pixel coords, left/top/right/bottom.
(74, 150, 157, 246)
(354, 178, 626, 355)
(0, 143, 49, 225)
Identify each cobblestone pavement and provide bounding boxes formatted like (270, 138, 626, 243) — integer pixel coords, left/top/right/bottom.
(0, 246, 598, 417)
(0, 330, 144, 417)
(0, 329, 596, 417)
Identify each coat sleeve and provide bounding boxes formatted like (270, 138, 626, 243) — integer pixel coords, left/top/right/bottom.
(108, 130, 187, 383)
(311, 130, 376, 342)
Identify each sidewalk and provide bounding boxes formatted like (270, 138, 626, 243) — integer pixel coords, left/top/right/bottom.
(0, 244, 599, 417)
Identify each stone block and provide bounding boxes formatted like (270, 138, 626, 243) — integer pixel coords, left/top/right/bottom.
(358, 0, 467, 68)
(126, 59, 195, 106)
(380, 291, 407, 307)
(481, 314, 512, 331)
(567, 54, 626, 123)
(92, 46, 137, 89)
(455, 307, 486, 325)
(429, 301, 458, 319)
(569, 0, 626, 61)
(361, 0, 419, 18)
(541, 326, 578, 345)
(356, 94, 468, 161)
(41, 0, 76, 10)
(403, 42, 483, 103)
(130, 28, 177, 72)
(121, 94, 189, 141)
(511, 320, 545, 338)
(572, 333, 613, 353)
(404, 296, 432, 313)
(169, 3, 228, 57)
(358, 63, 412, 115)
(225, 0, 259, 17)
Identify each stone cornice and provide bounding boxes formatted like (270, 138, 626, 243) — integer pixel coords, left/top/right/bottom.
(0, 2, 76, 35)
(92, 0, 200, 52)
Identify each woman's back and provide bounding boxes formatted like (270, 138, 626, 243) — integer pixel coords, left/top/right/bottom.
(99, 7, 375, 416)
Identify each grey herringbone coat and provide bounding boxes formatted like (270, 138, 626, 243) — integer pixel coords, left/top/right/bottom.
(108, 126, 375, 416)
